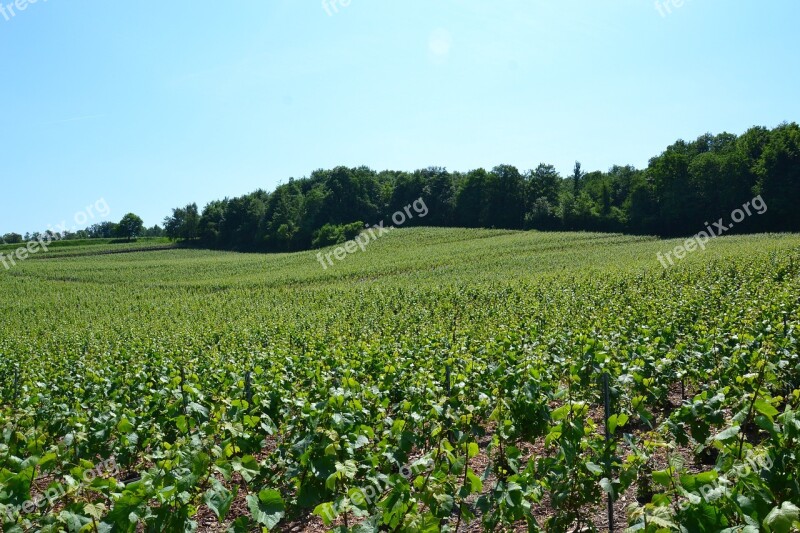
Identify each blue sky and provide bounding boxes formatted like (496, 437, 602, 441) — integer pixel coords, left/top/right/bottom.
(1, 0, 798, 234)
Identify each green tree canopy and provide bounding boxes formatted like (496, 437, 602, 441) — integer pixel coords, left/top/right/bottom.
(116, 213, 144, 242)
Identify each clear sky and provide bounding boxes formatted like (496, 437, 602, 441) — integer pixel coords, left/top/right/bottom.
(1, 0, 798, 234)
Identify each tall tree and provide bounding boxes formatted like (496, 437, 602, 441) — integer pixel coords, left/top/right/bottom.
(454, 169, 489, 227)
(755, 123, 800, 230)
(116, 213, 144, 242)
(571, 161, 584, 196)
(198, 200, 228, 247)
(164, 203, 200, 241)
(421, 167, 455, 226)
(525, 164, 561, 229)
(484, 165, 525, 229)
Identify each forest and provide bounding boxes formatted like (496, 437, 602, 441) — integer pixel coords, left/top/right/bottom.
(161, 123, 799, 252)
(4, 123, 797, 251)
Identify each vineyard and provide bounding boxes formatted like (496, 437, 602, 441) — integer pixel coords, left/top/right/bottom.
(1, 228, 799, 532)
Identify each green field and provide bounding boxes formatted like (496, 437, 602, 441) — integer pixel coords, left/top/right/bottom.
(0, 237, 174, 258)
(1, 229, 799, 532)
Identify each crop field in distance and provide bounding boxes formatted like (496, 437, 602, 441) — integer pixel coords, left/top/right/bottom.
(1, 228, 799, 532)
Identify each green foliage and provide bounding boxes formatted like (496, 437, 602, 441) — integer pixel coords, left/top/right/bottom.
(1, 233, 23, 244)
(1, 228, 799, 530)
(312, 221, 364, 248)
(115, 213, 144, 241)
(164, 203, 200, 241)
(126, 123, 800, 253)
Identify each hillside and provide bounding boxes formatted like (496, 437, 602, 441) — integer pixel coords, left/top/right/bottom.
(3, 228, 797, 288)
(1, 229, 800, 531)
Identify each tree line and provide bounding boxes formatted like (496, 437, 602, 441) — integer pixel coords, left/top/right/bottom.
(159, 123, 799, 251)
(4, 123, 798, 250)
(1, 215, 163, 245)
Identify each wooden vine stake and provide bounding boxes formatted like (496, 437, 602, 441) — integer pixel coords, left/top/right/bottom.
(603, 372, 615, 532)
(13, 367, 20, 406)
(179, 367, 188, 417)
(244, 371, 253, 406)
